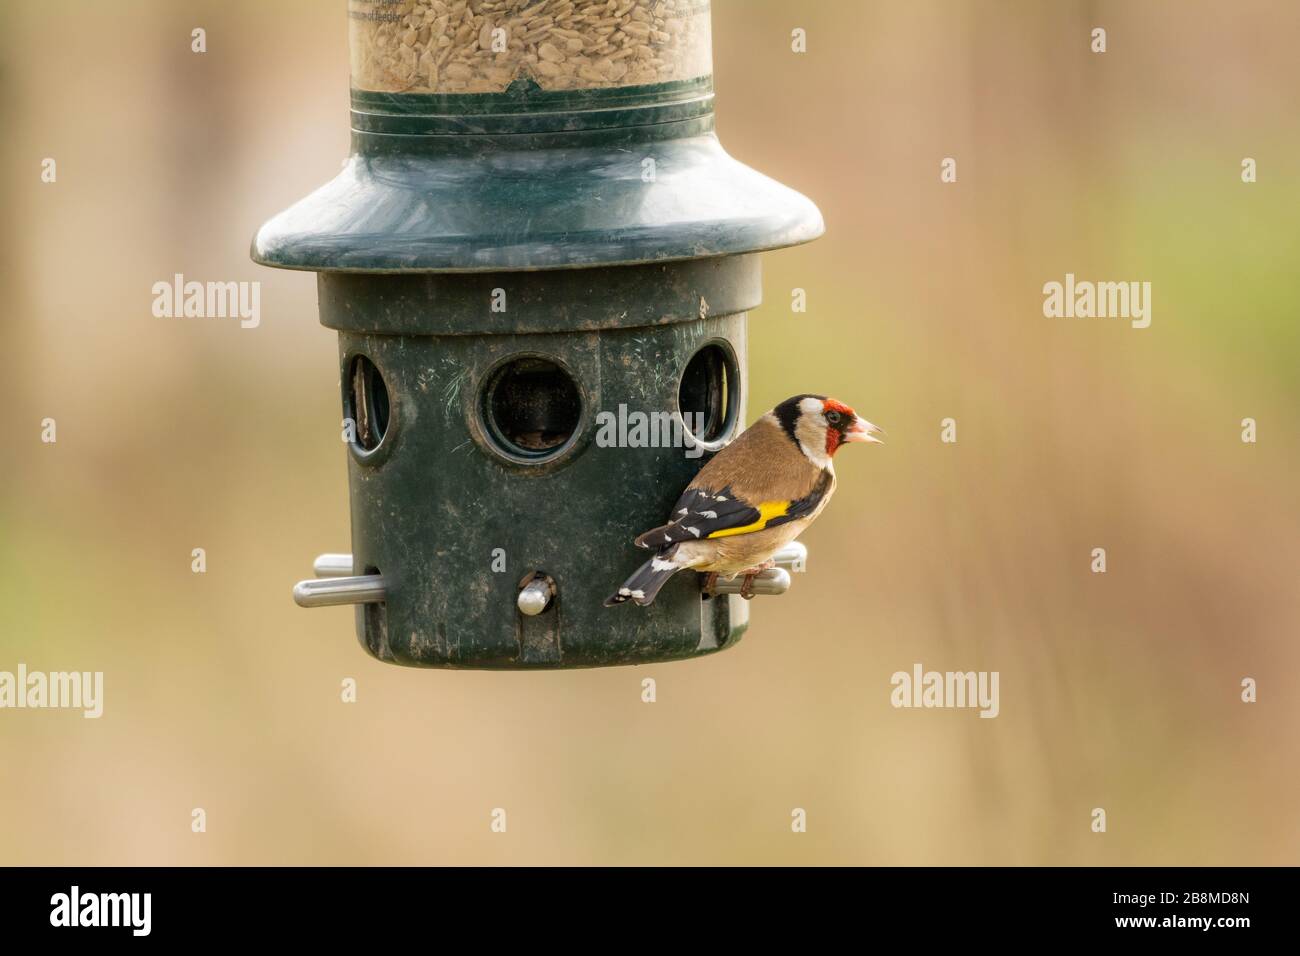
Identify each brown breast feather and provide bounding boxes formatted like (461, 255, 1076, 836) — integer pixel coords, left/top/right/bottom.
(687, 417, 824, 503)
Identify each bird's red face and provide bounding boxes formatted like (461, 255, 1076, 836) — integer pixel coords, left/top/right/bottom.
(821, 398, 884, 456)
(773, 394, 884, 467)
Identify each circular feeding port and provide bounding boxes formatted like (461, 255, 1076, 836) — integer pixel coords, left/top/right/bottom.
(482, 357, 581, 461)
(678, 343, 738, 445)
(346, 354, 390, 453)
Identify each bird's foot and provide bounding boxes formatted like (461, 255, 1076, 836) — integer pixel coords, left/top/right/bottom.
(736, 561, 775, 600)
(702, 572, 719, 598)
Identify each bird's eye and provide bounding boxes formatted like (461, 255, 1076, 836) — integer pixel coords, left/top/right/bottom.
(825, 410, 843, 426)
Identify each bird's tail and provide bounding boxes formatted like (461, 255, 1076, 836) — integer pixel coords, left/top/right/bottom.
(605, 550, 683, 607)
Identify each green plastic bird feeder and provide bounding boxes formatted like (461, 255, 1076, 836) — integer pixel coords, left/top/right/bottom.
(253, 0, 823, 668)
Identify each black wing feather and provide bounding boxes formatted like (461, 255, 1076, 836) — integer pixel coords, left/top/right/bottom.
(634, 486, 759, 548)
(633, 474, 831, 549)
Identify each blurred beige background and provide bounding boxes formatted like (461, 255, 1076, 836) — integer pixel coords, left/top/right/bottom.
(2, 0, 1297, 865)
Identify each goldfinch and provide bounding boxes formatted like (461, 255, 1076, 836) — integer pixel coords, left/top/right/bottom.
(606, 395, 883, 606)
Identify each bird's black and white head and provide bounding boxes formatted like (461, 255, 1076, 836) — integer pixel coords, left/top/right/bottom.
(769, 395, 883, 470)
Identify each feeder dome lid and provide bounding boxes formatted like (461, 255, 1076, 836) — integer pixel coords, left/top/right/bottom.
(251, 79, 823, 274)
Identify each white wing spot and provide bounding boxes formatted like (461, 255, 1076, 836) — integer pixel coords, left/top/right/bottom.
(685, 526, 701, 538)
(699, 510, 717, 519)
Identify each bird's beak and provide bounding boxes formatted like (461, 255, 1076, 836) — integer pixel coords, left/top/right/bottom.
(844, 417, 885, 444)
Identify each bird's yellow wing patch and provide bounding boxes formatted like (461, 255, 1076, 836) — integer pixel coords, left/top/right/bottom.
(706, 500, 790, 538)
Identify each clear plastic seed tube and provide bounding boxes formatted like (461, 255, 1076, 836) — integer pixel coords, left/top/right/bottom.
(349, 0, 713, 94)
